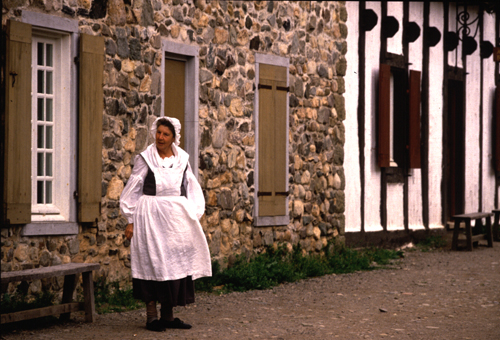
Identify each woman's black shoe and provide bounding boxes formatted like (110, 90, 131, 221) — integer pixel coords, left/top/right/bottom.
(146, 319, 166, 332)
(160, 317, 192, 329)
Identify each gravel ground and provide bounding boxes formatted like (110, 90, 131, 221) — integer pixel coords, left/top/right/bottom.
(1, 240, 499, 340)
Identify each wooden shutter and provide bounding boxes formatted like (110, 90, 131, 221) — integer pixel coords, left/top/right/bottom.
(258, 64, 287, 217)
(78, 34, 104, 223)
(378, 64, 391, 168)
(164, 58, 186, 149)
(495, 85, 500, 172)
(4, 21, 32, 224)
(408, 70, 421, 168)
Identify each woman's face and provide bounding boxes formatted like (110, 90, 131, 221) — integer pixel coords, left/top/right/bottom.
(155, 124, 175, 154)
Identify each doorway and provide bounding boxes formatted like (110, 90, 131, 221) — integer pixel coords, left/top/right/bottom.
(445, 78, 465, 221)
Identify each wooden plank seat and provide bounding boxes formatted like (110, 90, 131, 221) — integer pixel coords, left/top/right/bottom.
(1, 263, 100, 324)
(493, 209, 500, 242)
(451, 212, 494, 251)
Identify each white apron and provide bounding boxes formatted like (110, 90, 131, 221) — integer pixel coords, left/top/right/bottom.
(129, 145, 211, 281)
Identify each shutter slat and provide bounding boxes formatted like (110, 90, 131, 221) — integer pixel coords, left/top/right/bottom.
(78, 34, 104, 223)
(408, 70, 421, 168)
(4, 20, 32, 224)
(378, 64, 391, 168)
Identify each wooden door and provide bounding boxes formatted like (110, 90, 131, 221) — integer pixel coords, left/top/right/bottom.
(164, 58, 185, 149)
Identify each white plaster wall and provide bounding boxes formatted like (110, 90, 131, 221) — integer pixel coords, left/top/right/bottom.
(482, 12, 498, 211)
(387, 183, 405, 230)
(464, 7, 481, 213)
(344, 1, 361, 232)
(365, 2, 383, 231)
(428, 2, 445, 228)
(386, 2, 403, 55)
(407, 1, 424, 229)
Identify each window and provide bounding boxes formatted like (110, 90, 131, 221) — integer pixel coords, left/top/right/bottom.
(161, 41, 199, 173)
(254, 54, 290, 227)
(378, 63, 421, 169)
(31, 33, 74, 222)
(3, 12, 104, 234)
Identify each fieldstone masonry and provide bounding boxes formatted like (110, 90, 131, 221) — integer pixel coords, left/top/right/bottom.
(1, 0, 347, 296)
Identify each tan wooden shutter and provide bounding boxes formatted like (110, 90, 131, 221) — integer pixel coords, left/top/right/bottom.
(408, 70, 421, 168)
(495, 85, 500, 172)
(78, 34, 104, 223)
(378, 64, 391, 168)
(258, 64, 287, 217)
(164, 58, 186, 149)
(4, 20, 32, 224)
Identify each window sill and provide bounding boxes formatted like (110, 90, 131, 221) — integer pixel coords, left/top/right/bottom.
(254, 215, 289, 227)
(21, 222, 78, 236)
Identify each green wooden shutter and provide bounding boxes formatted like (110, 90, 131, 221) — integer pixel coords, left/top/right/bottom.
(164, 58, 186, 149)
(378, 64, 391, 168)
(78, 34, 104, 223)
(408, 70, 421, 169)
(258, 64, 287, 217)
(4, 20, 32, 224)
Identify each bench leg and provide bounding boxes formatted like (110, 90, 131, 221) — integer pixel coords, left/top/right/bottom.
(494, 213, 500, 242)
(465, 220, 473, 251)
(485, 216, 493, 247)
(82, 271, 96, 323)
(60, 274, 76, 321)
(452, 220, 460, 250)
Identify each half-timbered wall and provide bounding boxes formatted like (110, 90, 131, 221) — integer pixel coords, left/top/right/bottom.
(345, 1, 499, 242)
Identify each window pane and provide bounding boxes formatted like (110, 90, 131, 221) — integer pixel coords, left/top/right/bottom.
(46, 71, 53, 94)
(45, 126, 52, 149)
(37, 70, 44, 93)
(37, 153, 44, 176)
(46, 181, 52, 204)
(37, 42, 44, 66)
(37, 181, 44, 204)
(46, 44, 53, 67)
(46, 153, 52, 176)
(37, 125, 44, 148)
(46, 126, 53, 149)
(38, 98, 44, 120)
(46, 99, 53, 122)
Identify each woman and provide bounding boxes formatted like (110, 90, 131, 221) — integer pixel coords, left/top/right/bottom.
(120, 116, 211, 332)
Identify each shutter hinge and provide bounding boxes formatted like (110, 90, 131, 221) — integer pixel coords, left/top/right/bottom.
(74, 56, 80, 64)
(73, 191, 79, 199)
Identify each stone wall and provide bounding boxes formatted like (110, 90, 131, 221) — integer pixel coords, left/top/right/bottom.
(1, 0, 347, 295)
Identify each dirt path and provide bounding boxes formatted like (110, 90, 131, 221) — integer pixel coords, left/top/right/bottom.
(2, 243, 499, 340)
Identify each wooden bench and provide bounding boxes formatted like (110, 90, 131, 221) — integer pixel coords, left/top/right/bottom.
(493, 209, 500, 242)
(451, 212, 494, 251)
(1, 263, 100, 324)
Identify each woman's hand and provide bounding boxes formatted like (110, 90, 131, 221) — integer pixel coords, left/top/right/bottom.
(125, 223, 134, 240)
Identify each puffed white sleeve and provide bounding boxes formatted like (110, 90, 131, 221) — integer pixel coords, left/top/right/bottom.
(120, 155, 148, 224)
(185, 163, 206, 220)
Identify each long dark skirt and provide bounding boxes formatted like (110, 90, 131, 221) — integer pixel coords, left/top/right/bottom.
(133, 276, 195, 308)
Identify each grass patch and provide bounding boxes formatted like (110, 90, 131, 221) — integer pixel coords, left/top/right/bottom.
(93, 276, 144, 314)
(415, 235, 448, 252)
(196, 244, 403, 293)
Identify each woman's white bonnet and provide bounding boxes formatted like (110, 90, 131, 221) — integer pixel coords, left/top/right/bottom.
(151, 116, 181, 146)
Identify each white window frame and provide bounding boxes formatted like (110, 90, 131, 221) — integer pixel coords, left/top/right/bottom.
(21, 11, 79, 236)
(161, 40, 200, 176)
(254, 53, 290, 227)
